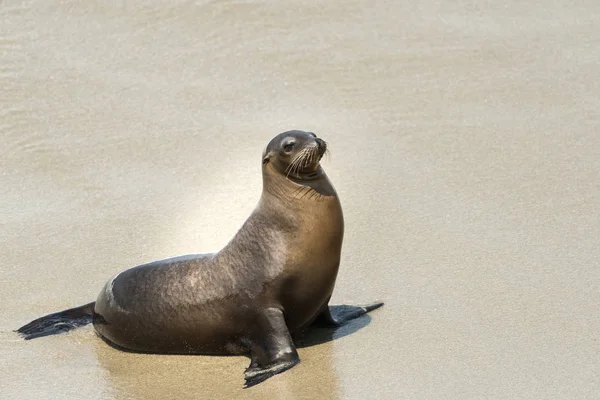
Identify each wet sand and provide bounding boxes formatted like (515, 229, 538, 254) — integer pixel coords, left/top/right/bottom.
(1, 1, 599, 398)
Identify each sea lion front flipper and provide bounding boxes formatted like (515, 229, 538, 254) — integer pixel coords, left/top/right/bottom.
(313, 302, 384, 327)
(244, 308, 300, 388)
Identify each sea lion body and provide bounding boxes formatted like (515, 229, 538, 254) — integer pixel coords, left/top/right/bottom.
(17, 130, 382, 387)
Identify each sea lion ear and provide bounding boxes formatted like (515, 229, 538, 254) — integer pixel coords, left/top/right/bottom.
(262, 149, 271, 164)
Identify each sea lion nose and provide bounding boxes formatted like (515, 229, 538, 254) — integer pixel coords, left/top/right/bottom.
(315, 138, 325, 149)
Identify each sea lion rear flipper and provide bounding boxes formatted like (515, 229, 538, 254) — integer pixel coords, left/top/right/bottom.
(314, 302, 384, 327)
(244, 308, 300, 388)
(16, 302, 95, 340)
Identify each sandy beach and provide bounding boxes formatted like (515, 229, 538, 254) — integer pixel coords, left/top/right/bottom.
(1, 1, 599, 398)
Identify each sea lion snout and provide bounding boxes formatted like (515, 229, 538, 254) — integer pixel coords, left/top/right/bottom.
(315, 138, 326, 155)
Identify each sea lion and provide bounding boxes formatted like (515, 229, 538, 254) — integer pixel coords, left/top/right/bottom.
(16, 130, 383, 387)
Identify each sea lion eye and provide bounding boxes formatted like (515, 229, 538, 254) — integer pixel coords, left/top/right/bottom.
(283, 142, 295, 152)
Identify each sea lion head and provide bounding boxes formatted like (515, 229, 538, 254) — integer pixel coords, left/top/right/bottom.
(262, 130, 328, 180)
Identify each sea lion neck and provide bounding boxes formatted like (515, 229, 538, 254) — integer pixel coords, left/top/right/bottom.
(260, 162, 337, 206)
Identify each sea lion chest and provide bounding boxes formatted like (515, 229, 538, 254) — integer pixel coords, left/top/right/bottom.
(277, 192, 344, 331)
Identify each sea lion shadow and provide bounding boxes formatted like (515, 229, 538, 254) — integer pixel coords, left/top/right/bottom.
(295, 314, 373, 348)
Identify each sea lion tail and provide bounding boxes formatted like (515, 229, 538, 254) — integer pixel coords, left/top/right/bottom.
(15, 302, 95, 340)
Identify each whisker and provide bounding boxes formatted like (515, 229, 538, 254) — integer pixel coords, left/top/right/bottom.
(293, 148, 308, 176)
(285, 150, 303, 173)
(285, 143, 322, 180)
(301, 148, 310, 168)
(286, 148, 307, 177)
(305, 147, 313, 168)
(322, 142, 330, 162)
(289, 154, 301, 177)
(304, 146, 313, 166)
